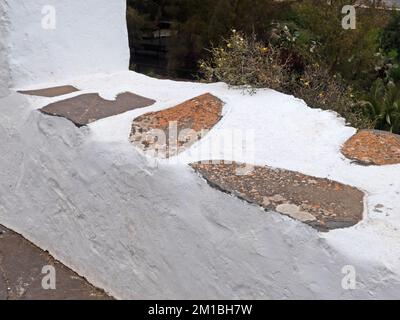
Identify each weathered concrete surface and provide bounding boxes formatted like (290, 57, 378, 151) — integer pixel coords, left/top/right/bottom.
(2, 0, 130, 88)
(2, 82, 400, 300)
(0, 224, 112, 300)
(342, 130, 400, 166)
(19, 86, 79, 97)
(40, 92, 155, 127)
(191, 161, 365, 231)
(130, 93, 223, 158)
(0, 1, 11, 98)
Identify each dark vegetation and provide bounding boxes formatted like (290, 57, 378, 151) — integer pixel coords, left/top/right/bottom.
(127, 0, 400, 133)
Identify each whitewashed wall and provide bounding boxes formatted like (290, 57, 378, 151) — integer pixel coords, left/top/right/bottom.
(0, 0, 129, 88)
(0, 2, 11, 97)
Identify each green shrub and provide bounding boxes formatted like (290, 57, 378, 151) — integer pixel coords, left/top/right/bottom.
(290, 64, 373, 129)
(381, 12, 400, 55)
(199, 31, 289, 93)
(361, 79, 400, 133)
(291, 0, 388, 90)
(200, 30, 373, 129)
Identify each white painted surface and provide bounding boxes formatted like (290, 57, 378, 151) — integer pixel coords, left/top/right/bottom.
(0, 1, 11, 97)
(1, 0, 129, 88)
(1, 0, 400, 299)
(1, 71, 400, 299)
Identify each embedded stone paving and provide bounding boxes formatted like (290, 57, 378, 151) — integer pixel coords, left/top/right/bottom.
(0, 224, 112, 300)
(191, 161, 365, 232)
(40, 92, 156, 127)
(18, 85, 79, 97)
(130, 93, 223, 158)
(341, 130, 400, 166)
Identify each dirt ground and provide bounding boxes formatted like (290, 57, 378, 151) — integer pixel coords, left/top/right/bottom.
(0, 224, 112, 300)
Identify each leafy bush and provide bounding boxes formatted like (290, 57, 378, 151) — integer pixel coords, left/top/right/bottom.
(200, 30, 373, 129)
(199, 31, 289, 92)
(361, 79, 400, 133)
(380, 12, 400, 83)
(381, 12, 400, 54)
(291, 0, 388, 90)
(290, 64, 373, 129)
(269, 22, 319, 74)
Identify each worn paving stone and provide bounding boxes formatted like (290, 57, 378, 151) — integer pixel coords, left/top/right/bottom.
(130, 93, 223, 158)
(341, 129, 400, 166)
(0, 224, 112, 300)
(40, 92, 156, 127)
(18, 85, 79, 97)
(191, 161, 365, 232)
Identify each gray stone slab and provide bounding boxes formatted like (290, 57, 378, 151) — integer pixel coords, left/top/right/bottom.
(40, 92, 156, 127)
(18, 85, 79, 97)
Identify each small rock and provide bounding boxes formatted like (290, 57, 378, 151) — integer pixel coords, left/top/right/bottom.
(276, 204, 317, 222)
(269, 194, 286, 203)
(262, 197, 271, 207)
(342, 130, 400, 166)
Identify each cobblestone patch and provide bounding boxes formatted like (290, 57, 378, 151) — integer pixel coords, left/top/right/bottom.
(191, 161, 365, 232)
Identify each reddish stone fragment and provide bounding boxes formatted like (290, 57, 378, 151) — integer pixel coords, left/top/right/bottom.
(342, 130, 400, 166)
(130, 93, 223, 158)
